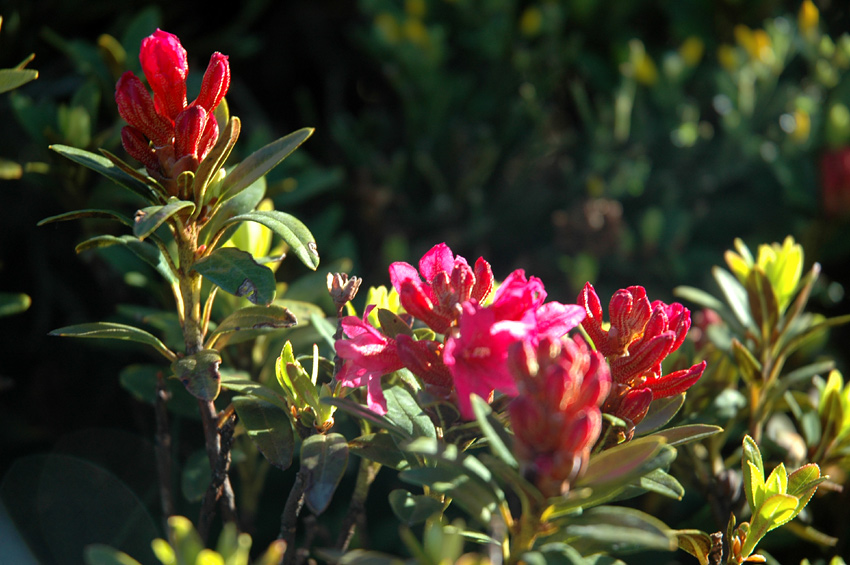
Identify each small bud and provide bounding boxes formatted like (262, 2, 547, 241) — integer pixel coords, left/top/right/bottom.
(327, 272, 362, 308)
(140, 29, 188, 121)
(115, 72, 172, 146)
(174, 106, 206, 161)
(194, 52, 230, 112)
(120, 126, 159, 170)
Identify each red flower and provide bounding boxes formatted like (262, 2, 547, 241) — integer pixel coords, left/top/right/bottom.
(115, 29, 230, 192)
(334, 307, 404, 415)
(389, 243, 494, 334)
(578, 282, 706, 426)
(508, 335, 611, 497)
(820, 147, 850, 218)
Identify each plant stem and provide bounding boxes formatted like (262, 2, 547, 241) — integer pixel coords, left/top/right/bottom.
(335, 458, 381, 551)
(154, 372, 174, 524)
(198, 410, 239, 541)
(280, 468, 309, 565)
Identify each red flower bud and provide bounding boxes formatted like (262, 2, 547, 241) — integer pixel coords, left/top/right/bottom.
(120, 126, 159, 171)
(140, 29, 188, 121)
(395, 335, 453, 393)
(174, 106, 206, 161)
(194, 52, 230, 113)
(115, 72, 172, 147)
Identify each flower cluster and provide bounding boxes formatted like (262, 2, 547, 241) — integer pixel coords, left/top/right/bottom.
(508, 335, 611, 497)
(115, 29, 230, 194)
(335, 243, 586, 419)
(578, 283, 706, 428)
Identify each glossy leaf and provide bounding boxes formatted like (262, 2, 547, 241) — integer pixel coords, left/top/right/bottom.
(0, 68, 38, 93)
(388, 489, 444, 525)
(194, 117, 241, 205)
(674, 530, 714, 565)
(713, 266, 756, 331)
(575, 436, 667, 491)
(556, 506, 677, 554)
(470, 394, 517, 467)
(219, 371, 289, 410)
(636, 469, 685, 500)
(634, 393, 685, 436)
(384, 386, 436, 439)
(37, 208, 133, 228)
(133, 200, 195, 240)
(223, 210, 319, 271)
(647, 424, 723, 447)
(49, 322, 175, 361)
(193, 247, 276, 305)
(324, 397, 407, 437)
(742, 435, 765, 512)
(217, 127, 314, 204)
(50, 144, 161, 203)
(743, 493, 799, 557)
(75, 234, 177, 284)
(99, 148, 165, 193)
(301, 433, 349, 515)
(172, 349, 222, 401)
(232, 395, 294, 470)
(349, 432, 411, 470)
(206, 304, 297, 348)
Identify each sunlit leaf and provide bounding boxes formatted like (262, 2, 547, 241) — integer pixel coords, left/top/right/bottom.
(38, 208, 133, 228)
(134, 200, 194, 240)
(172, 349, 221, 401)
(206, 304, 297, 348)
(471, 394, 517, 468)
(50, 144, 161, 203)
(74, 234, 177, 284)
(223, 210, 319, 271)
(193, 248, 276, 305)
(83, 544, 143, 565)
(49, 322, 175, 361)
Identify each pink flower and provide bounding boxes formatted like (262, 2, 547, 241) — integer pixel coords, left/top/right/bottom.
(389, 243, 494, 334)
(115, 29, 230, 193)
(334, 308, 404, 415)
(508, 335, 611, 497)
(445, 269, 585, 419)
(577, 282, 706, 427)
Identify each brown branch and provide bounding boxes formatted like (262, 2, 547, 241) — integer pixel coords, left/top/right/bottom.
(280, 468, 309, 565)
(335, 458, 381, 551)
(198, 409, 239, 541)
(154, 372, 174, 523)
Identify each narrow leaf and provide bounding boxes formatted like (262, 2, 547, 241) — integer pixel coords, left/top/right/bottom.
(575, 436, 667, 491)
(99, 148, 165, 193)
(223, 210, 319, 271)
(217, 127, 313, 204)
(193, 247, 276, 305)
(384, 385, 436, 439)
(194, 116, 240, 205)
(0, 68, 39, 93)
(388, 490, 443, 525)
(219, 371, 289, 410)
(74, 235, 177, 284)
(713, 266, 756, 331)
(206, 304, 297, 347)
(301, 433, 349, 515)
(648, 424, 723, 447)
(634, 393, 685, 436)
(50, 144, 161, 203)
(232, 395, 294, 470)
(134, 200, 194, 240)
(470, 394, 517, 468)
(49, 322, 175, 361)
(37, 208, 133, 227)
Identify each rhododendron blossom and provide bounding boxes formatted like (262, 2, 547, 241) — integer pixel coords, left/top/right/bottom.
(508, 335, 611, 497)
(115, 29, 230, 194)
(335, 243, 586, 419)
(578, 282, 706, 427)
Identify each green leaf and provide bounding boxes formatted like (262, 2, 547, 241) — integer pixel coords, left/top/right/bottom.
(206, 304, 297, 347)
(400, 465, 501, 527)
(0, 292, 31, 317)
(575, 436, 667, 491)
(172, 349, 221, 401)
(470, 394, 517, 468)
(742, 434, 765, 512)
(636, 469, 685, 500)
(49, 322, 175, 360)
(165, 516, 204, 565)
(50, 144, 161, 203)
(83, 544, 143, 565)
(713, 266, 756, 331)
(349, 432, 410, 470)
(323, 397, 407, 437)
(301, 432, 349, 515)
(555, 506, 676, 554)
(119, 364, 200, 419)
(647, 424, 723, 447)
(133, 200, 195, 240)
(193, 247, 276, 305)
(634, 394, 685, 436)
(220, 371, 289, 410)
(743, 493, 799, 556)
(384, 385, 436, 439)
(232, 395, 294, 470)
(99, 148, 165, 192)
(195, 117, 241, 206)
(223, 210, 319, 271)
(37, 208, 133, 228)
(377, 308, 413, 338)
(674, 530, 714, 565)
(388, 489, 444, 525)
(764, 463, 787, 497)
(180, 449, 211, 502)
(218, 127, 314, 204)
(0, 68, 38, 93)
(75, 235, 177, 284)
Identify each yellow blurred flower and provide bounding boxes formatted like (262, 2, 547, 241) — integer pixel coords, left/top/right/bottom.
(405, 0, 427, 18)
(519, 6, 543, 38)
(791, 109, 811, 143)
(627, 39, 658, 86)
(403, 17, 430, 47)
(374, 12, 401, 44)
(799, 0, 819, 39)
(718, 44, 739, 72)
(735, 24, 774, 65)
(679, 36, 705, 67)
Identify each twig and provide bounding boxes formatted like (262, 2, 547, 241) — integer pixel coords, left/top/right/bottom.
(198, 409, 239, 541)
(335, 458, 381, 551)
(280, 468, 309, 565)
(154, 372, 174, 523)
